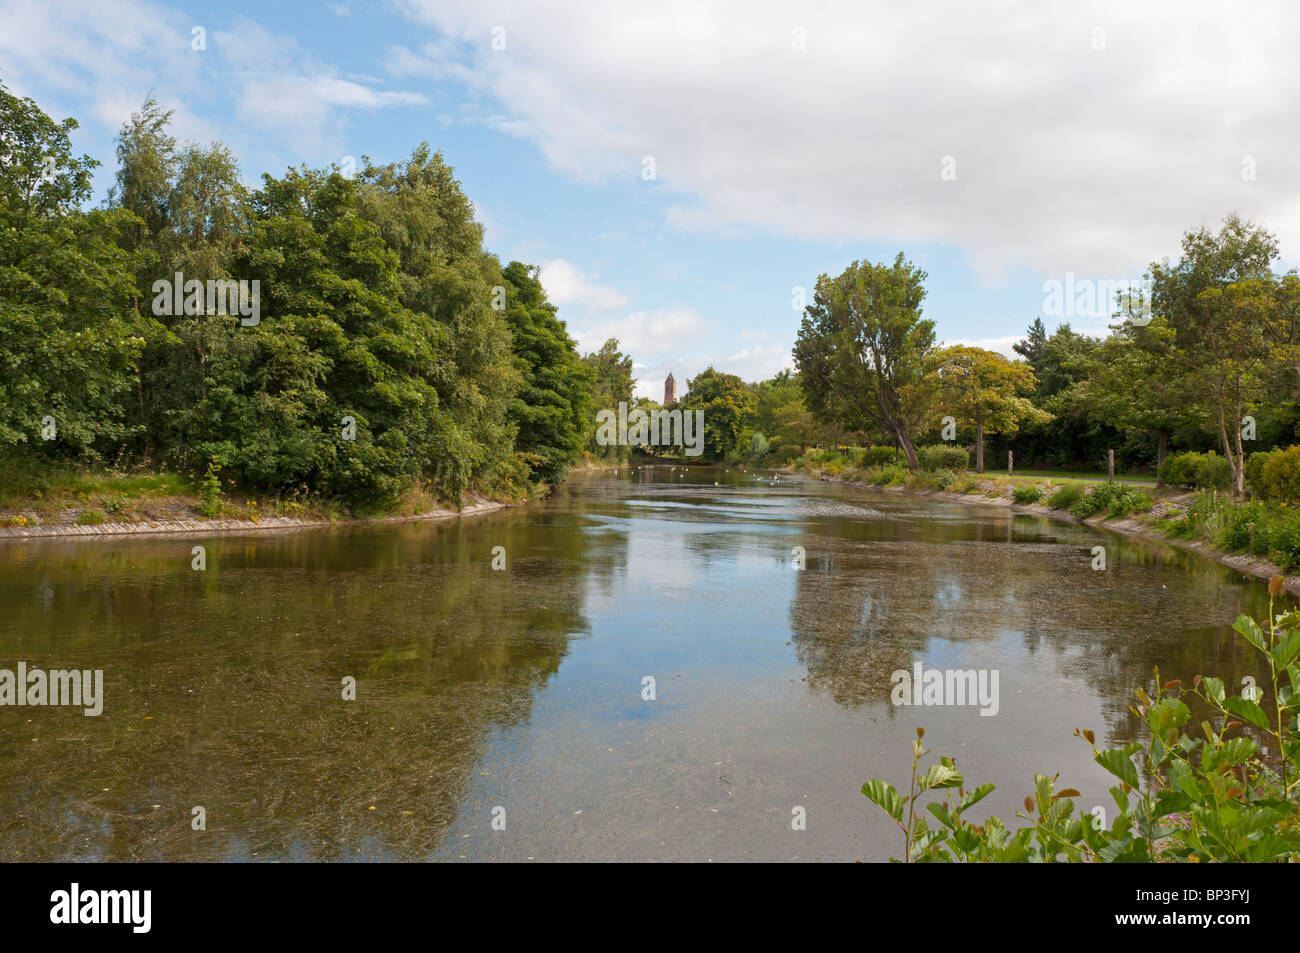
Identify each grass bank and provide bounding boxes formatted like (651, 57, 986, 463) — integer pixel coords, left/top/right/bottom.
(791, 448, 1300, 595)
(0, 456, 523, 539)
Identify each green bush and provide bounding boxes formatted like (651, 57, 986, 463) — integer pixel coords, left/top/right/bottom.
(1011, 483, 1043, 504)
(199, 462, 223, 518)
(76, 508, 106, 525)
(1068, 482, 1153, 519)
(1245, 449, 1276, 495)
(1046, 483, 1083, 510)
(871, 463, 907, 486)
(1261, 446, 1300, 501)
(1160, 450, 1231, 489)
(917, 444, 969, 472)
(863, 446, 900, 466)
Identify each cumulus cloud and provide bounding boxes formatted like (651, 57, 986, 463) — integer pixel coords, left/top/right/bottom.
(393, 0, 1300, 279)
(0, 1, 429, 167)
(538, 259, 628, 312)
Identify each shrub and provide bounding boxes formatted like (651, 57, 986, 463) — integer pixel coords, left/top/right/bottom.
(1046, 483, 1083, 510)
(1245, 449, 1276, 495)
(951, 474, 981, 494)
(1160, 450, 1231, 490)
(872, 463, 906, 486)
(1012, 483, 1043, 504)
(199, 462, 223, 518)
(76, 508, 106, 525)
(1261, 445, 1300, 501)
(863, 446, 900, 466)
(101, 492, 129, 517)
(917, 444, 969, 472)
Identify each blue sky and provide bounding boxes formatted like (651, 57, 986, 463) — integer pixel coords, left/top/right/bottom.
(3, 1, 1298, 398)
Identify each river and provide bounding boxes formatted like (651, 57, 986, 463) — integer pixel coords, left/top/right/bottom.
(0, 466, 1277, 861)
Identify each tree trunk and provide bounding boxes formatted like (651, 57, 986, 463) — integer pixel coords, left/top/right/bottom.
(894, 422, 919, 470)
(975, 411, 985, 474)
(1155, 429, 1168, 486)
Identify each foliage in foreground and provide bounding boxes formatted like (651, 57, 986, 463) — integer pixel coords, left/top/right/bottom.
(863, 579, 1300, 862)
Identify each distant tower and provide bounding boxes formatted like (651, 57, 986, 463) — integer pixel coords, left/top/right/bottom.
(664, 372, 677, 405)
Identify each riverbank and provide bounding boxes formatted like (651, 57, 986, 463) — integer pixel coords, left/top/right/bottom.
(0, 497, 512, 540)
(798, 463, 1300, 596)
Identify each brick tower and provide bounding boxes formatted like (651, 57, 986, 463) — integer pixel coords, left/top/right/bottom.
(664, 372, 677, 405)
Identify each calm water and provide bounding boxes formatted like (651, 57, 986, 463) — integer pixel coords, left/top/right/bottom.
(0, 467, 1279, 861)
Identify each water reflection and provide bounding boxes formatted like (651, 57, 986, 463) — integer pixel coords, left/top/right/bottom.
(0, 467, 1284, 861)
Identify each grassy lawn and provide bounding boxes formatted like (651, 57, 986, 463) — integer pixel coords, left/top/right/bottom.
(995, 469, 1157, 486)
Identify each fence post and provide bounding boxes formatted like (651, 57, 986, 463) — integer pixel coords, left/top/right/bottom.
(1108, 449, 1115, 482)
(1008, 450, 1013, 477)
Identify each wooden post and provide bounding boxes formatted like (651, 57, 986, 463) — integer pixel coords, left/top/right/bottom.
(1108, 449, 1115, 482)
(1008, 450, 1013, 476)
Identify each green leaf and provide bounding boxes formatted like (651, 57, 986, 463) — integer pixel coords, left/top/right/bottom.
(1272, 628, 1300, 670)
(1233, 615, 1268, 652)
(1223, 696, 1270, 731)
(926, 802, 955, 829)
(1095, 749, 1140, 788)
(1218, 736, 1259, 765)
(1202, 676, 1226, 704)
(958, 783, 996, 814)
(861, 779, 905, 822)
(917, 762, 963, 792)
(1148, 698, 1191, 735)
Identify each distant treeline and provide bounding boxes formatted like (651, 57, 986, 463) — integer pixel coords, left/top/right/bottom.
(787, 222, 1300, 492)
(0, 81, 635, 508)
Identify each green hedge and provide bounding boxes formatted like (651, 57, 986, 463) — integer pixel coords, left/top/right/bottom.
(1159, 450, 1231, 489)
(862, 446, 900, 466)
(917, 444, 969, 471)
(1258, 446, 1300, 501)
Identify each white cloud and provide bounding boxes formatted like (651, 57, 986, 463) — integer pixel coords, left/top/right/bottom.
(0, 2, 429, 167)
(395, 0, 1300, 279)
(573, 305, 700, 354)
(538, 259, 628, 312)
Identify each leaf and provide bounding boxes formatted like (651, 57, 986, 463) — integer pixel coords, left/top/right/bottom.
(1202, 677, 1226, 703)
(1218, 736, 1259, 765)
(861, 779, 905, 822)
(1095, 749, 1140, 789)
(926, 802, 955, 830)
(917, 762, 963, 792)
(957, 783, 995, 814)
(1233, 615, 1269, 652)
(1272, 628, 1300, 670)
(1148, 698, 1191, 735)
(1223, 696, 1270, 731)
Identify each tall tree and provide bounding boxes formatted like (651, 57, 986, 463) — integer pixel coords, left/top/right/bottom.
(681, 366, 755, 461)
(933, 346, 1050, 472)
(583, 338, 635, 462)
(1153, 214, 1280, 495)
(793, 254, 935, 468)
(500, 261, 593, 483)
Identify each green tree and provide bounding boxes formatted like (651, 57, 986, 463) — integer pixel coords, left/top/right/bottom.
(1153, 214, 1280, 495)
(500, 261, 593, 483)
(681, 366, 756, 461)
(793, 254, 935, 468)
(0, 80, 153, 460)
(583, 338, 635, 462)
(933, 346, 1050, 473)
